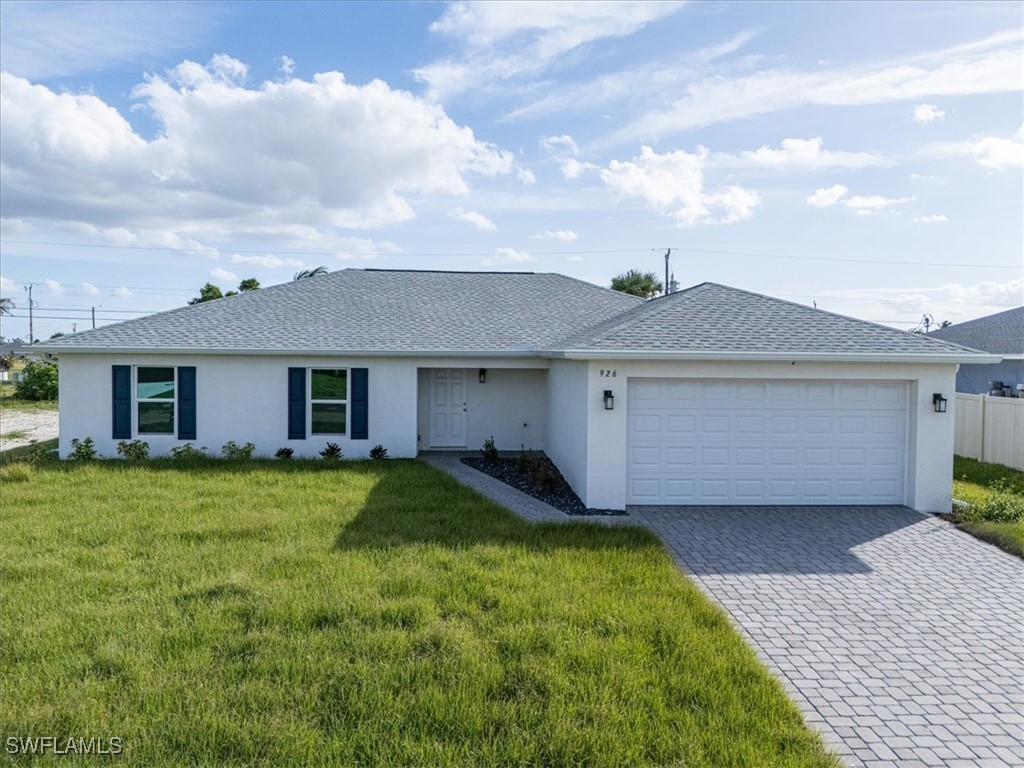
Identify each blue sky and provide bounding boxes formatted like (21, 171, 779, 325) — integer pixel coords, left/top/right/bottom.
(1, 0, 1021, 341)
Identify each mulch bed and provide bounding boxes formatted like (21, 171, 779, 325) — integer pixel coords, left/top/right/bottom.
(461, 455, 626, 516)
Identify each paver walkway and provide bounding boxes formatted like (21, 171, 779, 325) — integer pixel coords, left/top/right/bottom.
(423, 454, 1024, 768)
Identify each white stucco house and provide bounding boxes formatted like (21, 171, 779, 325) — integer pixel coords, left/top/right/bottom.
(38, 269, 996, 512)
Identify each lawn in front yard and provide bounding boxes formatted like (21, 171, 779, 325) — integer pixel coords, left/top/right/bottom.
(952, 455, 1024, 557)
(1, 458, 837, 767)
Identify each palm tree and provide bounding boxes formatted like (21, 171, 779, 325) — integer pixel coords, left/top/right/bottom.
(293, 266, 329, 281)
(610, 270, 663, 299)
(0, 297, 13, 316)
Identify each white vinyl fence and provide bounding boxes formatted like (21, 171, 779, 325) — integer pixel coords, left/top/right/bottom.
(954, 394, 1024, 471)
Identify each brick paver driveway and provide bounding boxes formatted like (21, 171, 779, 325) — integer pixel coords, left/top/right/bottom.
(630, 506, 1024, 768)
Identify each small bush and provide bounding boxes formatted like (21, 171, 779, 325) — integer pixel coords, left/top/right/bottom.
(369, 444, 389, 460)
(14, 360, 58, 401)
(481, 436, 498, 463)
(320, 442, 343, 461)
(515, 446, 535, 474)
(0, 463, 33, 482)
(222, 441, 255, 460)
(529, 461, 561, 493)
(69, 437, 98, 461)
(117, 440, 150, 461)
(275, 447, 295, 460)
(26, 443, 57, 465)
(171, 443, 208, 461)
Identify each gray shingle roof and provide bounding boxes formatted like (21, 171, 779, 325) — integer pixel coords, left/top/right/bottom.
(40, 269, 642, 354)
(550, 282, 987, 357)
(925, 306, 1023, 355)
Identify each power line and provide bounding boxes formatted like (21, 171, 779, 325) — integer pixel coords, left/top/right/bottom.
(0, 238, 1019, 270)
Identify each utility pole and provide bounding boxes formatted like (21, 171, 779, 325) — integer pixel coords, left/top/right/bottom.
(92, 307, 96, 330)
(663, 248, 671, 296)
(25, 284, 34, 345)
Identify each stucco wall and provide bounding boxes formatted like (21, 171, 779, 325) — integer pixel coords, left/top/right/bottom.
(546, 360, 589, 500)
(569, 359, 958, 513)
(415, 366, 548, 452)
(58, 353, 420, 459)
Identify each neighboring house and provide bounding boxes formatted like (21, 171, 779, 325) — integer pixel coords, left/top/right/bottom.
(37, 269, 996, 513)
(927, 307, 1024, 395)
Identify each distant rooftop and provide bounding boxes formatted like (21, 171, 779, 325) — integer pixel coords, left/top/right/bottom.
(927, 306, 1023, 356)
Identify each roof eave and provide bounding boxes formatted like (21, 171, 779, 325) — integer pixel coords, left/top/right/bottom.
(542, 349, 1003, 364)
(31, 345, 543, 358)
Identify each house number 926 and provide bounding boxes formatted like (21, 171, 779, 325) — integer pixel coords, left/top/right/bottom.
(599, 369, 617, 378)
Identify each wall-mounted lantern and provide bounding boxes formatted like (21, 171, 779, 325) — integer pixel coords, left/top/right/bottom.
(603, 390, 615, 410)
(478, 368, 487, 384)
(932, 393, 947, 413)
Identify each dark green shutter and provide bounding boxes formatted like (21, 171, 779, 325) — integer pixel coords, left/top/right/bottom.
(177, 366, 196, 440)
(112, 365, 131, 439)
(288, 367, 306, 440)
(351, 368, 368, 440)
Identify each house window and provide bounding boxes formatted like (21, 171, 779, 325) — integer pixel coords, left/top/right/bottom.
(310, 369, 347, 435)
(136, 367, 175, 434)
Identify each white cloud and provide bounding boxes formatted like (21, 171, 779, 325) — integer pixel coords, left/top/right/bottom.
(601, 145, 760, 226)
(530, 230, 578, 241)
(450, 207, 497, 231)
(81, 283, 102, 295)
(279, 55, 295, 78)
(605, 30, 1022, 144)
(923, 125, 1024, 171)
(941, 277, 1024, 306)
(113, 286, 134, 298)
(516, 167, 536, 185)
(229, 254, 305, 268)
(913, 103, 945, 124)
(540, 134, 579, 154)
(807, 184, 848, 207)
(210, 268, 238, 283)
(714, 137, 884, 170)
(914, 214, 948, 223)
(43, 278, 64, 295)
(0, 275, 20, 292)
(0, 57, 514, 248)
(561, 158, 600, 179)
(483, 247, 534, 266)
(415, 1, 686, 101)
(844, 194, 916, 214)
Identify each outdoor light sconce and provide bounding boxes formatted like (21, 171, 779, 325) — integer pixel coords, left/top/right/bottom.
(603, 390, 615, 410)
(478, 368, 487, 384)
(932, 393, 947, 413)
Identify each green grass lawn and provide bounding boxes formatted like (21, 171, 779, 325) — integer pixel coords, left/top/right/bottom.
(952, 456, 1024, 557)
(1, 458, 837, 767)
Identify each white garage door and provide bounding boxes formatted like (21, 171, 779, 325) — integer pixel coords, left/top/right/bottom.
(627, 379, 908, 505)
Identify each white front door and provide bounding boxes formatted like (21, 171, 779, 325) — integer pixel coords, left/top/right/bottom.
(430, 369, 467, 447)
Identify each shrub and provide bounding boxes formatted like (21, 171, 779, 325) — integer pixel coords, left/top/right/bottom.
(221, 441, 255, 460)
(275, 447, 295, 460)
(515, 446, 535, 474)
(529, 460, 561, 493)
(69, 437, 98, 461)
(26, 443, 57, 465)
(369, 444, 389, 460)
(117, 440, 150, 461)
(171, 443, 208, 461)
(481, 436, 498, 463)
(14, 360, 58, 401)
(320, 442, 342, 461)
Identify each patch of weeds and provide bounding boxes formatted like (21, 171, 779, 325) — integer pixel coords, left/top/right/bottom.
(171, 443, 208, 461)
(69, 437, 98, 461)
(221, 441, 255, 460)
(117, 440, 150, 461)
(952, 479, 1024, 524)
(1, 430, 29, 441)
(0, 463, 33, 482)
(275, 447, 294, 460)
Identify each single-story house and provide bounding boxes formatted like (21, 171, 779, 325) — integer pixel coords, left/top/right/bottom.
(926, 306, 1023, 395)
(38, 269, 997, 513)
